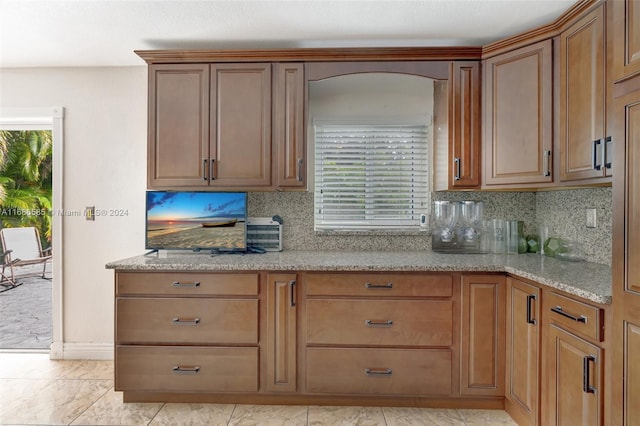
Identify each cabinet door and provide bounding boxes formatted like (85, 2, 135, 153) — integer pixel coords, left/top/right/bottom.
(274, 63, 305, 188)
(210, 63, 272, 187)
(610, 0, 640, 81)
(546, 325, 603, 426)
(449, 62, 481, 188)
(505, 278, 540, 426)
(265, 273, 297, 392)
(483, 40, 553, 186)
(460, 274, 505, 396)
(148, 64, 210, 188)
(559, 4, 609, 181)
(612, 86, 640, 425)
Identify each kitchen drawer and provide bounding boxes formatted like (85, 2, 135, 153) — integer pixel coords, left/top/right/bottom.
(116, 298, 258, 344)
(116, 345, 259, 392)
(306, 299, 452, 347)
(305, 273, 453, 298)
(306, 347, 452, 395)
(116, 272, 259, 296)
(546, 291, 604, 342)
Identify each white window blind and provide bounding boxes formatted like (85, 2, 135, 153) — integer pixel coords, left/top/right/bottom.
(314, 121, 430, 230)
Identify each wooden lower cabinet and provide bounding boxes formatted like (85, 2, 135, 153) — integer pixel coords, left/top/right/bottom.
(545, 325, 603, 426)
(460, 274, 506, 396)
(505, 278, 541, 426)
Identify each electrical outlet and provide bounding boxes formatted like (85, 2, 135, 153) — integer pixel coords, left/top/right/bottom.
(85, 206, 95, 221)
(586, 208, 597, 228)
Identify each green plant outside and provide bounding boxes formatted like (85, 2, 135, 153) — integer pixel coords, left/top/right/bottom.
(0, 130, 53, 247)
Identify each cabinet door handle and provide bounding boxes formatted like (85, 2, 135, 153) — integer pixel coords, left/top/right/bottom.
(365, 319, 393, 327)
(604, 136, 612, 169)
(526, 294, 537, 325)
(172, 317, 200, 325)
(365, 368, 392, 377)
(289, 279, 296, 307)
(583, 355, 596, 393)
(172, 365, 200, 375)
(296, 158, 304, 182)
(543, 150, 551, 177)
(592, 139, 602, 171)
(454, 157, 461, 181)
(365, 282, 393, 289)
(172, 281, 201, 288)
(203, 158, 208, 181)
(550, 306, 587, 323)
(210, 158, 215, 180)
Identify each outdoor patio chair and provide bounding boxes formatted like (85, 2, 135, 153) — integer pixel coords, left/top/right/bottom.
(0, 249, 22, 292)
(0, 227, 52, 282)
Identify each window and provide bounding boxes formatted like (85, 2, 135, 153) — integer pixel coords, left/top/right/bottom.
(314, 119, 430, 231)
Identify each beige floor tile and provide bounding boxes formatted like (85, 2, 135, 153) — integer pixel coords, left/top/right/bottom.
(0, 352, 69, 379)
(0, 378, 112, 425)
(457, 409, 518, 425)
(229, 404, 308, 426)
(308, 405, 385, 426)
(149, 403, 235, 426)
(60, 359, 114, 380)
(383, 407, 465, 426)
(70, 387, 163, 425)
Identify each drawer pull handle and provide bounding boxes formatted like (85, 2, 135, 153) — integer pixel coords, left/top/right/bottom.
(365, 368, 392, 377)
(365, 319, 393, 327)
(583, 356, 596, 394)
(172, 365, 200, 375)
(172, 317, 200, 325)
(526, 294, 537, 325)
(172, 281, 201, 288)
(550, 306, 587, 323)
(365, 282, 393, 289)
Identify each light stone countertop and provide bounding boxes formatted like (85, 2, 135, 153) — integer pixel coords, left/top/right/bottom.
(106, 251, 612, 305)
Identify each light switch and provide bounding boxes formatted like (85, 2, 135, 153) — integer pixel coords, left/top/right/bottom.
(586, 208, 597, 228)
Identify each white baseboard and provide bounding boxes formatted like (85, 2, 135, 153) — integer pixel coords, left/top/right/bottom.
(53, 342, 114, 360)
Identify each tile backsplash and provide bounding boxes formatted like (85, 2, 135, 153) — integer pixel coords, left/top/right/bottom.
(248, 187, 612, 265)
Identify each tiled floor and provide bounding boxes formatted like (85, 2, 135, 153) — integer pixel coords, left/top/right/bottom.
(0, 353, 518, 425)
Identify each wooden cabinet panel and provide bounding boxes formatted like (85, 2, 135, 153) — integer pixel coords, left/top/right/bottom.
(306, 348, 452, 395)
(449, 61, 481, 188)
(306, 299, 452, 347)
(274, 63, 305, 188)
(505, 278, 540, 426)
(210, 63, 272, 187)
(559, 4, 610, 181)
(460, 274, 505, 396)
(116, 298, 259, 344)
(545, 325, 603, 426)
(305, 273, 452, 297)
(612, 85, 640, 425)
(483, 40, 553, 186)
(148, 64, 210, 187)
(611, 0, 640, 81)
(116, 272, 259, 296)
(265, 273, 297, 393)
(546, 291, 604, 342)
(116, 346, 259, 393)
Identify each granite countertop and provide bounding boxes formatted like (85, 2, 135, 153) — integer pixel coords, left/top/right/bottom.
(106, 251, 612, 305)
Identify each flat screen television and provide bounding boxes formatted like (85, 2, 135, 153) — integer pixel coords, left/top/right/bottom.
(145, 191, 247, 252)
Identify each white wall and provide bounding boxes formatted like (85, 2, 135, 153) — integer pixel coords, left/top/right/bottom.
(0, 67, 147, 354)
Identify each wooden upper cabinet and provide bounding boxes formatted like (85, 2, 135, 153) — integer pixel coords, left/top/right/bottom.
(211, 63, 272, 187)
(449, 61, 481, 188)
(148, 64, 210, 187)
(482, 40, 553, 187)
(274, 63, 305, 188)
(559, 3, 611, 182)
(610, 0, 640, 81)
(147, 63, 274, 190)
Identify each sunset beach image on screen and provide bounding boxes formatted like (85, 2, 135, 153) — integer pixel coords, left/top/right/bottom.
(145, 191, 247, 250)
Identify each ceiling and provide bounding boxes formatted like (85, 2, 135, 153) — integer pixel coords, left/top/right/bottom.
(0, 0, 577, 68)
